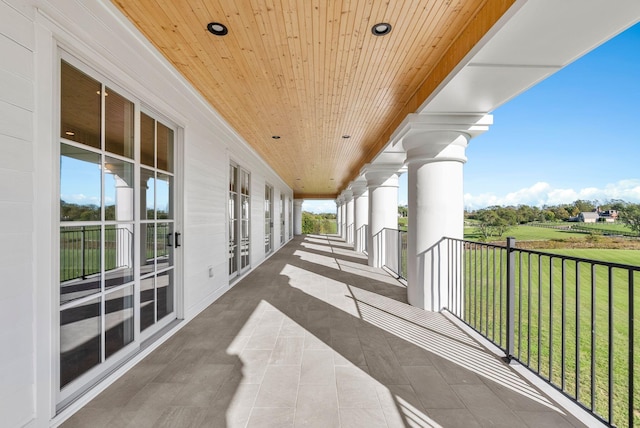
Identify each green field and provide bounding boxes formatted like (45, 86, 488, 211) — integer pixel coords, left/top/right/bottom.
(461, 244, 640, 427)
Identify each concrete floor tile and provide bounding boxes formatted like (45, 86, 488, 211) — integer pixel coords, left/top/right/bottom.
(339, 408, 388, 428)
(254, 365, 300, 407)
(269, 336, 304, 365)
(300, 348, 335, 385)
(295, 384, 340, 427)
(403, 366, 465, 409)
(246, 407, 295, 428)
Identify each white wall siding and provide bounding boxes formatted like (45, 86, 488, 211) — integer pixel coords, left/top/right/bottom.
(0, 1, 35, 426)
(0, 0, 297, 425)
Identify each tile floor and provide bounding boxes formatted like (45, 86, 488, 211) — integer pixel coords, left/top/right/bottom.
(61, 234, 586, 427)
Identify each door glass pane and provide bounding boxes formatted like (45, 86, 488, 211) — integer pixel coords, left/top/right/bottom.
(157, 222, 174, 270)
(61, 61, 101, 149)
(156, 173, 173, 219)
(60, 144, 101, 222)
(156, 270, 174, 321)
(105, 224, 134, 290)
(60, 296, 101, 387)
(140, 112, 155, 168)
(157, 122, 174, 173)
(229, 165, 236, 191)
(140, 276, 155, 331)
(105, 285, 134, 359)
(140, 168, 155, 220)
(141, 223, 155, 276)
(105, 87, 134, 158)
(105, 157, 134, 221)
(60, 226, 102, 304)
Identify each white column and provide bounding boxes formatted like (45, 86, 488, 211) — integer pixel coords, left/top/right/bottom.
(405, 132, 468, 311)
(343, 190, 354, 244)
(363, 167, 399, 268)
(293, 199, 303, 235)
(353, 184, 368, 253)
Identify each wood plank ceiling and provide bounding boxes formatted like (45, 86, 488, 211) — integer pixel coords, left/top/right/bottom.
(111, 0, 514, 198)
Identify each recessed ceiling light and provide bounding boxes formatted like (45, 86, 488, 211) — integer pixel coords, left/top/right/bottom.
(296, 178, 301, 181)
(272, 135, 280, 139)
(207, 22, 228, 36)
(330, 178, 335, 181)
(342, 135, 351, 139)
(372, 23, 392, 36)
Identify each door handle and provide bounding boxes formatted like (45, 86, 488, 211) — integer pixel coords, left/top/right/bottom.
(175, 232, 181, 248)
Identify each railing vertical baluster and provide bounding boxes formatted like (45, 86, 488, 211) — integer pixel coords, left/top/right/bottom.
(506, 237, 515, 360)
(538, 255, 542, 373)
(518, 251, 523, 359)
(608, 266, 614, 424)
(499, 246, 504, 348)
(474, 243, 478, 328)
(528, 253, 532, 365)
(629, 269, 634, 428)
(492, 247, 496, 342)
(575, 261, 580, 401)
(479, 245, 484, 333)
(81, 226, 86, 279)
(549, 257, 554, 383)
(561, 259, 566, 392)
(485, 245, 490, 337)
(591, 263, 596, 411)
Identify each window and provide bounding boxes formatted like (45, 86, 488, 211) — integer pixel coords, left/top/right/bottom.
(265, 184, 273, 254)
(229, 163, 250, 277)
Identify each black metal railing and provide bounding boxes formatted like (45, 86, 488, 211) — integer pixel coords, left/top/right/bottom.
(378, 228, 408, 280)
(443, 237, 639, 428)
(60, 226, 133, 282)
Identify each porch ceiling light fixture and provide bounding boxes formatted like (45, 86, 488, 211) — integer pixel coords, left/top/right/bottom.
(371, 23, 392, 36)
(207, 22, 228, 36)
(272, 135, 281, 139)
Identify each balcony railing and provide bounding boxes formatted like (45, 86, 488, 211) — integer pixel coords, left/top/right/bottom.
(374, 228, 407, 280)
(440, 237, 638, 428)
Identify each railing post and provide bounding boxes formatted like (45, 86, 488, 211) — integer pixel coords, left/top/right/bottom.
(506, 237, 516, 361)
(81, 226, 86, 279)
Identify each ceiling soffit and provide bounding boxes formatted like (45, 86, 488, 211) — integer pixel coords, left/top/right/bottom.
(111, 0, 515, 197)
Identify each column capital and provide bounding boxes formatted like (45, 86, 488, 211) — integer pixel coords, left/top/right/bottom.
(348, 178, 368, 198)
(340, 189, 353, 202)
(360, 163, 402, 188)
(391, 113, 492, 163)
(293, 199, 304, 207)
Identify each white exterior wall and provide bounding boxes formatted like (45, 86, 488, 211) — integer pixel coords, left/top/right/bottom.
(0, 1, 36, 426)
(0, 0, 293, 426)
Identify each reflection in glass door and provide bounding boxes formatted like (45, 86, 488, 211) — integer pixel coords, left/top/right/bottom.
(58, 59, 179, 401)
(265, 185, 273, 254)
(280, 193, 285, 244)
(140, 112, 176, 335)
(59, 61, 136, 390)
(229, 164, 250, 278)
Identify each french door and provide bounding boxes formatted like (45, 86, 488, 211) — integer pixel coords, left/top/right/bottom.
(265, 184, 273, 254)
(229, 164, 250, 278)
(58, 58, 180, 403)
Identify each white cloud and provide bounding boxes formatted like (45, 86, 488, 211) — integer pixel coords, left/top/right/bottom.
(61, 193, 100, 205)
(464, 179, 640, 210)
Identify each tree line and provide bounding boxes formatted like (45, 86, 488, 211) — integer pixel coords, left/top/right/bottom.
(302, 211, 337, 234)
(466, 199, 640, 239)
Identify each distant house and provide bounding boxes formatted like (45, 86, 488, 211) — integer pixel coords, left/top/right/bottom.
(578, 212, 599, 223)
(597, 209, 618, 222)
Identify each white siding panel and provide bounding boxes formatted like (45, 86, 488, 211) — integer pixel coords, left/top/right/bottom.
(0, 134, 33, 172)
(0, 33, 33, 79)
(0, 201, 32, 231)
(0, 100, 32, 141)
(0, 355, 34, 428)
(0, 169, 32, 203)
(0, 67, 33, 110)
(0, 233, 31, 268)
(0, 0, 34, 50)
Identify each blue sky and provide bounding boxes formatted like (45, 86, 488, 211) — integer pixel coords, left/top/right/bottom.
(304, 21, 640, 214)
